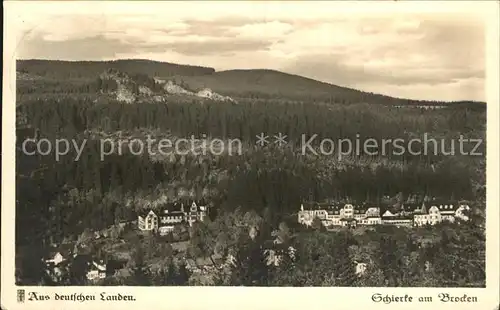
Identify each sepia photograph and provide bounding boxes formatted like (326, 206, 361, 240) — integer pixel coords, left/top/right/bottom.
(2, 1, 500, 309)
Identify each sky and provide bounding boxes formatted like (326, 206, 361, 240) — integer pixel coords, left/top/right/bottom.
(13, 2, 487, 101)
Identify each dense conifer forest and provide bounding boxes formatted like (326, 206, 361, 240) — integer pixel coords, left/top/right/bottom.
(15, 60, 486, 287)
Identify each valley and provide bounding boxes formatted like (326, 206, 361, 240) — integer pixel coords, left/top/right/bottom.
(15, 59, 486, 287)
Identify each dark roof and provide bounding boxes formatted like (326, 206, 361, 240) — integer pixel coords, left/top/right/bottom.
(340, 218, 356, 222)
(161, 211, 184, 217)
(303, 202, 329, 210)
(361, 204, 379, 209)
(176, 200, 207, 207)
(301, 201, 342, 210)
(89, 260, 107, 272)
(400, 204, 416, 212)
(189, 200, 207, 206)
(327, 209, 341, 215)
(325, 205, 343, 215)
(45, 243, 73, 258)
(380, 207, 396, 215)
(427, 200, 453, 205)
(138, 208, 155, 217)
(354, 207, 368, 214)
(316, 202, 331, 208)
(381, 215, 413, 220)
(378, 205, 392, 214)
(72, 254, 93, 265)
(71, 254, 93, 273)
(163, 201, 207, 212)
(404, 203, 422, 209)
(427, 201, 459, 212)
(158, 203, 184, 213)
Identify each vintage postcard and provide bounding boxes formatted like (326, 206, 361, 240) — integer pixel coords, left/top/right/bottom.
(2, 1, 499, 309)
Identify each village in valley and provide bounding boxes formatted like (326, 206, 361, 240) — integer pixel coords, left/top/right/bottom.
(38, 194, 475, 285)
(14, 14, 486, 286)
(39, 201, 213, 284)
(298, 200, 471, 229)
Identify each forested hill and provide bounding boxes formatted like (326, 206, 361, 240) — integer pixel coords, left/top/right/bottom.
(17, 59, 486, 107)
(170, 69, 482, 106)
(17, 59, 216, 79)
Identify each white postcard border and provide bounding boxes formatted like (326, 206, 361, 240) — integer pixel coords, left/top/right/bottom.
(2, 2, 499, 310)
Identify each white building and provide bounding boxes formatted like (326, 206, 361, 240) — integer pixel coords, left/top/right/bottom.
(298, 203, 382, 228)
(298, 203, 342, 227)
(42, 244, 73, 266)
(86, 260, 107, 281)
(138, 209, 158, 231)
(45, 252, 65, 266)
(355, 262, 368, 276)
(298, 200, 471, 228)
(413, 202, 470, 227)
(137, 201, 208, 234)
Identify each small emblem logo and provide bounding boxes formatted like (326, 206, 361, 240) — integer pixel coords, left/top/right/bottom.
(17, 289, 26, 303)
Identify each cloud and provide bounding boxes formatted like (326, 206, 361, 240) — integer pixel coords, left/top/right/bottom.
(18, 34, 133, 60)
(228, 21, 294, 39)
(19, 33, 274, 59)
(17, 15, 281, 58)
(143, 39, 274, 56)
(281, 15, 485, 100)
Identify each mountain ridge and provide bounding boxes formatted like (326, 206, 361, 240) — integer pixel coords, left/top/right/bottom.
(17, 59, 486, 106)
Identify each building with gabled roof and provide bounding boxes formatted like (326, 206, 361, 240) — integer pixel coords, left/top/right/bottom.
(381, 214, 413, 227)
(353, 205, 369, 220)
(414, 201, 470, 226)
(42, 244, 74, 267)
(86, 259, 107, 281)
(404, 202, 425, 214)
(137, 201, 208, 234)
(298, 200, 471, 228)
(138, 209, 158, 231)
(299, 202, 381, 227)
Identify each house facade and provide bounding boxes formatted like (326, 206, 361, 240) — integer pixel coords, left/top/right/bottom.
(138, 210, 158, 231)
(299, 201, 470, 228)
(413, 202, 470, 227)
(86, 260, 107, 281)
(42, 244, 73, 267)
(138, 201, 208, 234)
(45, 252, 66, 266)
(355, 262, 368, 276)
(299, 203, 383, 228)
